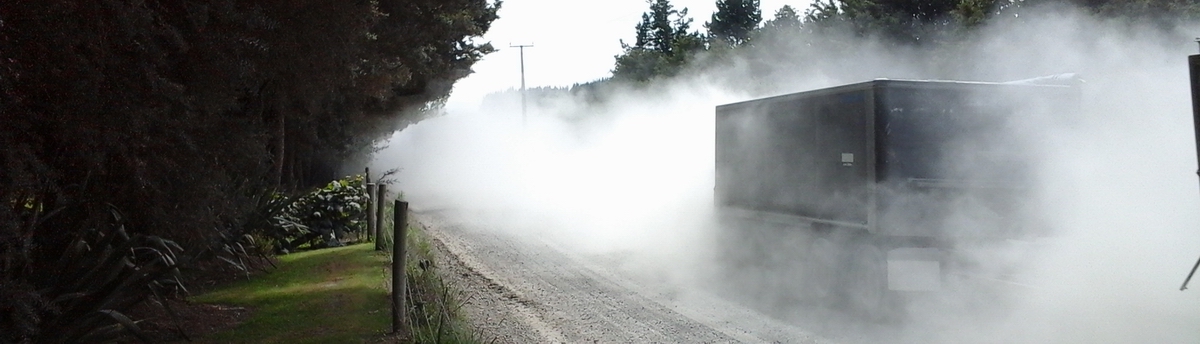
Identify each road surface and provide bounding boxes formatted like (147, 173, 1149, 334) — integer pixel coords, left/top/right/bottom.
(414, 208, 842, 344)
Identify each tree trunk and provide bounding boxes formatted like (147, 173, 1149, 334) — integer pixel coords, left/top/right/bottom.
(270, 106, 285, 188)
(260, 81, 286, 189)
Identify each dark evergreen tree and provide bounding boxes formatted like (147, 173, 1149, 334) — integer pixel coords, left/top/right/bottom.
(1010, 0, 1200, 21)
(613, 0, 705, 82)
(802, 0, 841, 25)
(633, 0, 699, 55)
(707, 0, 763, 46)
(758, 4, 804, 36)
(752, 5, 806, 47)
(789, 0, 1000, 44)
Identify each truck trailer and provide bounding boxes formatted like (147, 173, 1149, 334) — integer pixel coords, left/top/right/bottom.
(714, 79, 1078, 315)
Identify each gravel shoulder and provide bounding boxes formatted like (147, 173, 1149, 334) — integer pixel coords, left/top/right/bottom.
(414, 209, 835, 344)
(414, 213, 552, 344)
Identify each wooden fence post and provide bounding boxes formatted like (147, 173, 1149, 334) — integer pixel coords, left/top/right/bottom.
(364, 168, 370, 242)
(366, 183, 377, 246)
(391, 200, 408, 335)
(375, 184, 387, 251)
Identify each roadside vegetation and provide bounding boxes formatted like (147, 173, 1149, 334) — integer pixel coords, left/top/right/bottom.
(191, 198, 479, 343)
(1, 1, 498, 342)
(385, 206, 481, 343)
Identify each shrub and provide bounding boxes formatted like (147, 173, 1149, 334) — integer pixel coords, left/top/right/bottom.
(274, 175, 369, 253)
(0, 204, 184, 343)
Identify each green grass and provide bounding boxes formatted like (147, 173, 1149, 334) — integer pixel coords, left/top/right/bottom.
(191, 243, 391, 343)
(191, 216, 482, 344)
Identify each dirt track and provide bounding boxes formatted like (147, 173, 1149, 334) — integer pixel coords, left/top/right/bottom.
(414, 209, 837, 344)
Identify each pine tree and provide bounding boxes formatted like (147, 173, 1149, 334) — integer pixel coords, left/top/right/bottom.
(614, 0, 704, 82)
(707, 0, 762, 46)
(648, 0, 682, 54)
(765, 4, 802, 31)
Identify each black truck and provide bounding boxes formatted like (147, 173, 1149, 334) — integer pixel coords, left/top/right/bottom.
(715, 78, 1077, 314)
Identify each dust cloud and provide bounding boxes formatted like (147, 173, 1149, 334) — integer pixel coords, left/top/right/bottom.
(372, 5, 1200, 343)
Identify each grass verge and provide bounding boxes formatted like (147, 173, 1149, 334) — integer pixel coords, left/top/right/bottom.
(191, 210, 479, 343)
(191, 243, 390, 343)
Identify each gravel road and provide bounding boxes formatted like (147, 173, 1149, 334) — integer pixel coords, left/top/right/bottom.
(414, 208, 840, 344)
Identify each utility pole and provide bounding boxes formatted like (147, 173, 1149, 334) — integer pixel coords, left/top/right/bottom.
(510, 43, 533, 125)
(1184, 40, 1200, 291)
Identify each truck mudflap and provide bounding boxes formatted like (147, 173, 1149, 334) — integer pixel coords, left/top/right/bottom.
(887, 247, 943, 291)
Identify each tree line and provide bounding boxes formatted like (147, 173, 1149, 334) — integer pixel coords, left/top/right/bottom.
(610, 0, 1200, 83)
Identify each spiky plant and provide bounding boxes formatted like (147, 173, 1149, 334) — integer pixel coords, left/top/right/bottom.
(1, 204, 185, 343)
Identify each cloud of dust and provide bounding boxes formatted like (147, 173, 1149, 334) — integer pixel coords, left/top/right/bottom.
(377, 80, 739, 271)
(372, 5, 1200, 343)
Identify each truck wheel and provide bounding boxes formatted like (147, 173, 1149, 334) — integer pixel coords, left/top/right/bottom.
(846, 243, 894, 320)
(803, 237, 840, 304)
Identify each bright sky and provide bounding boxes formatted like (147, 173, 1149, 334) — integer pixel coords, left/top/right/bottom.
(447, 0, 815, 108)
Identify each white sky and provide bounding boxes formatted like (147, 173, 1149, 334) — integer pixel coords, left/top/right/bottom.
(447, 0, 815, 107)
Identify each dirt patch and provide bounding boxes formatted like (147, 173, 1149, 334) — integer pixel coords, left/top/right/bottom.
(127, 299, 252, 342)
(180, 255, 277, 295)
